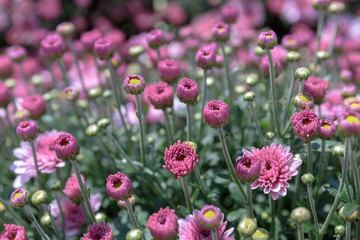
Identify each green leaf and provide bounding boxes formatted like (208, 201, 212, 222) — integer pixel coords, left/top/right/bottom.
(304, 222, 316, 233)
(326, 175, 340, 189)
(324, 186, 349, 203)
(227, 210, 246, 222)
(342, 203, 359, 217)
(191, 189, 200, 202)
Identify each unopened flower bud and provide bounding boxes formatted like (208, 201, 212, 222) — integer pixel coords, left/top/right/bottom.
(316, 51, 330, 61)
(252, 228, 269, 240)
(5, 78, 16, 89)
(334, 225, 345, 236)
(86, 124, 100, 137)
(123, 75, 145, 95)
(95, 212, 106, 222)
(103, 89, 112, 99)
(290, 207, 311, 224)
(286, 51, 301, 62)
(294, 93, 314, 109)
(131, 135, 139, 143)
(265, 131, 275, 140)
(235, 85, 248, 95)
(254, 46, 266, 56)
(237, 217, 258, 237)
(295, 67, 310, 81)
(97, 118, 111, 129)
(56, 22, 75, 38)
(301, 173, 315, 185)
(64, 87, 79, 102)
(332, 144, 345, 157)
(41, 214, 52, 227)
(16, 120, 38, 141)
(245, 74, 258, 87)
(88, 87, 102, 99)
(185, 141, 198, 151)
(258, 30, 278, 50)
(129, 45, 145, 58)
(147, 136, 155, 145)
(117, 196, 135, 209)
(31, 74, 44, 86)
(339, 206, 359, 222)
(328, 2, 346, 14)
(10, 188, 30, 208)
(243, 91, 255, 102)
(0, 202, 6, 212)
(46, 178, 61, 191)
(294, 153, 302, 159)
(126, 229, 144, 240)
(31, 190, 48, 206)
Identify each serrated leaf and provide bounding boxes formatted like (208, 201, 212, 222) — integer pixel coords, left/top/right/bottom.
(342, 203, 359, 217)
(226, 210, 245, 222)
(191, 189, 200, 202)
(326, 175, 340, 189)
(304, 222, 315, 233)
(324, 185, 349, 203)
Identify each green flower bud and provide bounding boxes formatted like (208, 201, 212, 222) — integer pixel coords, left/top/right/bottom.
(328, 2, 345, 14)
(103, 90, 112, 99)
(78, 99, 89, 109)
(86, 124, 100, 137)
(252, 228, 269, 240)
(301, 173, 315, 185)
(254, 46, 266, 56)
(235, 84, 248, 95)
(31, 190, 48, 206)
(4, 78, 16, 89)
(286, 51, 301, 62)
(245, 73, 259, 87)
(95, 212, 107, 222)
(185, 141, 198, 151)
(339, 206, 359, 222)
(332, 144, 345, 157)
(129, 45, 145, 58)
(0, 201, 6, 212)
(295, 67, 310, 81)
(261, 212, 269, 220)
(265, 132, 275, 140)
(41, 214, 52, 227)
(46, 178, 61, 192)
(206, 77, 215, 88)
(334, 225, 345, 236)
(147, 136, 155, 145)
(31, 74, 44, 86)
(316, 51, 330, 61)
(243, 91, 255, 102)
(126, 229, 144, 240)
(131, 135, 139, 143)
(294, 153, 302, 159)
(88, 87, 102, 99)
(97, 118, 111, 129)
(237, 217, 258, 237)
(290, 207, 311, 224)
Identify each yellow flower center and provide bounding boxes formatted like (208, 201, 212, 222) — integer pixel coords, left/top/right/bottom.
(218, 27, 225, 33)
(288, 39, 295, 44)
(129, 78, 141, 85)
(321, 123, 331, 129)
(203, 209, 216, 219)
(253, 230, 267, 238)
(350, 103, 359, 107)
(345, 115, 360, 124)
(13, 192, 22, 199)
(113, 181, 122, 190)
(298, 94, 311, 102)
(66, 90, 72, 96)
(345, 97, 357, 104)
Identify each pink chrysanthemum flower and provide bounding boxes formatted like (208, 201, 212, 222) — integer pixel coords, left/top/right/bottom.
(178, 209, 235, 240)
(176, 78, 199, 105)
(158, 59, 181, 83)
(146, 207, 179, 240)
(235, 149, 261, 183)
(338, 111, 360, 136)
(203, 100, 230, 129)
(291, 106, 320, 141)
(147, 82, 174, 109)
(82, 222, 114, 240)
(21, 95, 46, 119)
(0, 224, 28, 240)
(16, 120, 38, 142)
(11, 130, 66, 188)
(251, 143, 302, 200)
(319, 119, 336, 140)
(53, 133, 80, 161)
(106, 172, 133, 200)
(163, 140, 199, 179)
(63, 173, 85, 204)
(304, 76, 328, 102)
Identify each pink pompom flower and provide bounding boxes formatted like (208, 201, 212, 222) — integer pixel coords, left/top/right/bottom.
(82, 222, 114, 240)
(212, 22, 230, 43)
(53, 133, 80, 161)
(106, 172, 132, 200)
(40, 34, 65, 60)
(203, 100, 230, 129)
(220, 4, 239, 24)
(0, 224, 28, 240)
(281, 34, 299, 51)
(80, 29, 102, 52)
(63, 173, 85, 204)
(258, 30, 278, 49)
(196, 47, 216, 70)
(146, 207, 178, 240)
(338, 111, 360, 136)
(21, 95, 46, 119)
(163, 140, 199, 179)
(291, 106, 320, 141)
(176, 78, 199, 105)
(93, 38, 115, 60)
(198, 205, 222, 230)
(251, 143, 302, 200)
(10, 188, 30, 209)
(158, 59, 181, 83)
(235, 149, 261, 183)
(346, 100, 360, 113)
(146, 29, 165, 49)
(7, 45, 27, 63)
(147, 82, 174, 109)
(303, 76, 328, 102)
(319, 119, 336, 140)
(16, 120, 38, 141)
(123, 74, 145, 95)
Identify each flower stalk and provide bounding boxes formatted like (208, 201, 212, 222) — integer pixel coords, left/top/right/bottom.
(180, 176, 194, 214)
(135, 94, 146, 166)
(30, 141, 42, 190)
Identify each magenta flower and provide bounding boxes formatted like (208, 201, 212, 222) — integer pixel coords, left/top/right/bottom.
(251, 143, 302, 200)
(293, 93, 314, 109)
(117, 196, 135, 209)
(281, 34, 299, 50)
(0, 81, 10, 108)
(163, 140, 199, 179)
(176, 78, 199, 105)
(64, 87, 79, 102)
(147, 82, 174, 109)
(291, 106, 320, 141)
(6, 45, 27, 63)
(0, 224, 28, 240)
(319, 119, 336, 140)
(346, 100, 360, 113)
(80, 29, 102, 52)
(341, 84, 357, 98)
(123, 74, 145, 95)
(198, 205, 222, 230)
(338, 111, 360, 136)
(53, 133, 80, 161)
(235, 149, 261, 183)
(158, 59, 181, 83)
(63, 173, 85, 204)
(258, 30, 278, 49)
(11, 130, 66, 188)
(203, 100, 229, 129)
(10, 188, 30, 208)
(93, 38, 115, 60)
(106, 172, 132, 200)
(303, 76, 328, 102)
(178, 209, 235, 240)
(16, 121, 38, 142)
(40, 34, 65, 60)
(220, 4, 239, 24)
(0, 55, 13, 78)
(196, 47, 216, 70)
(82, 222, 114, 240)
(212, 22, 230, 42)
(146, 207, 179, 240)
(21, 95, 46, 119)
(146, 29, 165, 49)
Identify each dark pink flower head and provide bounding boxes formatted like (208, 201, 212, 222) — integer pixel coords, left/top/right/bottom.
(146, 207, 178, 240)
(53, 133, 80, 161)
(251, 143, 302, 200)
(281, 34, 299, 51)
(21, 94, 46, 119)
(94, 38, 115, 60)
(10, 188, 30, 209)
(212, 22, 230, 43)
(158, 59, 181, 83)
(146, 29, 165, 49)
(346, 100, 360, 113)
(197, 205, 222, 230)
(220, 4, 239, 24)
(319, 119, 336, 140)
(106, 172, 132, 200)
(7, 45, 27, 63)
(117, 196, 135, 209)
(203, 100, 229, 129)
(165, 1, 187, 26)
(104, 30, 126, 51)
(80, 29, 102, 52)
(123, 74, 145, 95)
(338, 111, 360, 136)
(303, 76, 328, 103)
(0, 224, 28, 240)
(63, 173, 85, 204)
(163, 140, 199, 179)
(16, 121, 38, 142)
(178, 25, 193, 40)
(258, 30, 278, 49)
(147, 82, 174, 109)
(40, 34, 65, 60)
(340, 69, 353, 82)
(291, 106, 320, 141)
(196, 47, 216, 70)
(82, 222, 113, 240)
(0, 55, 13, 78)
(0, 81, 11, 108)
(64, 87, 79, 102)
(341, 84, 357, 98)
(235, 149, 261, 183)
(176, 78, 199, 105)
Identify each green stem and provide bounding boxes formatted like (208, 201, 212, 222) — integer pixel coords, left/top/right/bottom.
(220, 43, 232, 98)
(328, 14, 339, 56)
(315, 140, 326, 199)
(212, 229, 219, 240)
(349, 137, 360, 205)
(181, 176, 194, 214)
(163, 108, 173, 144)
(286, 62, 295, 109)
(269, 195, 276, 239)
(298, 224, 305, 240)
(156, 48, 162, 66)
(93, 53, 103, 87)
(198, 69, 208, 142)
(307, 184, 319, 234)
(306, 141, 313, 174)
(0, 197, 28, 226)
(299, 80, 304, 93)
(125, 198, 140, 229)
(266, 49, 281, 137)
(80, 201, 91, 225)
(320, 61, 326, 78)
(248, 101, 265, 145)
(69, 159, 96, 223)
(30, 141, 42, 189)
(24, 205, 51, 240)
(53, 192, 65, 240)
(194, 166, 208, 194)
(41, 204, 61, 239)
(57, 58, 70, 86)
(246, 182, 254, 218)
(67, 37, 86, 93)
(135, 95, 146, 166)
(314, 10, 325, 72)
(186, 104, 191, 141)
(346, 221, 351, 240)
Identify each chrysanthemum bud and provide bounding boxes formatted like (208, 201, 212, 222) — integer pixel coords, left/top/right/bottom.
(97, 118, 111, 129)
(339, 206, 359, 222)
(212, 22, 230, 43)
(31, 74, 44, 86)
(31, 190, 48, 206)
(252, 228, 270, 240)
(88, 87, 102, 99)
(312, 0, 330, 10)
(10, 188, 30, 208)
(16, 120, 38, 141)
(301, 173, 315, 185)
(123, 75, 145, 95)
(294, 93, 314, 109)
(235, 84, 248, 94)
(86, 124, 100, 137)
(126, 229, 144, 240)
(64, 87, 79, 102)
(334, 225, 345, 236)
(295, 67, 310, 81)
(243, 91, 256, 102)
(254, 46, 266, 56)
(146, 29, 165, 49)
(53, 133, 80, 161)
(129, 45, 145, 58)
(56, 22, 76, 38)
(7, 46, 27, 63)
(0, 201, 5, 212)
(258, 30, 278, 50)
(265, 131, 275, 140)
(46, 179, 61, 192)
(177, 78, 199, 105)
(328, 1, 346, 14)
(245, 74, 259, 87)
(4, 78, 16, 89)
(237, 217, 258, 237)
(95, 212, 107, 222)
(131, 135, 139, 143)
(319, 119, 336, 140)
(106, 172, 133, 200)
(94, 38, 115, 60)
(41, 214, 52, 227)
(117, 196, 136, 209)
(286, 51, 301, 62)
(185, 141, 198, 151)
(103, 89, 112, 99)
(204, 100, 229, 128)
(338, 112, 360, 136)
(341, 84, 356, 98)
(147, 136, 155, 145)
(290, 207, 311, 224)
(196, 48, 216, 70)
(198, 205, 222, 230)
(332, 144, 345, 157)
(316, 51, 330, 62)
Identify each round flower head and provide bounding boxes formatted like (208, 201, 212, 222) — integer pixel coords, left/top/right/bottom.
(258, 30, 278, 49)
(252, 228, 269, 240)
(294, 93, 314, 109)
(338, 111, 360, 136)
(10, 188, 30, 208)
(0, 81, 11, 108)
(290, 207, 311, 224)
(176, 78, 199, 105)
(196, 47, 216, 70)
(106, 172, 133, 200)
(291, 106, 320, 141)
(281, 34, 299, 51)
(126, 229, 143, 240)
(81, 29, 102, 52)
(163, 140, 199, 179)
(82, 222, 114, 240)
(146, 207, 178, 240)
(117, 196, 135, 209)
(14, 110, 30, 123)
(251, 143, 302, 200)
(203, 100, 229, 128)
(158, 59, 181, 83)
(212, 22, 230, 43)
(123, 75, 145, 95)
(295, 67, 310, 81)
(340, 69, 353, 82)
(341, 84, 357, 98)
(16, 120, 38, 142)
(64, 87, 79, 102)
(94, 38, 115, 60)
(41, 34, 65, 60)
(7, 45, 27, 63)
(53, 133, 80, 161)
(312, 0, 330, 10)
(147, 82, 174, 109)
(319, 119, 336, 140)
(56, 22, 75, 38)
(346, 100, 360, 113)
(286, 51, 301, 62)
(31, 190, 48, 206)
(235, 149, 261, 183)
(303, 76, 328, 103)
(237, 217, 258, 237)
(0, 55, 13, 78)
(146, 29, 165, 49)
(63, 173, 85, 204)
(197, 205, 222, 230)
(220, 4, 239, 24)
(0, 224, 28, 240)
(21, 94, 46, 119)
